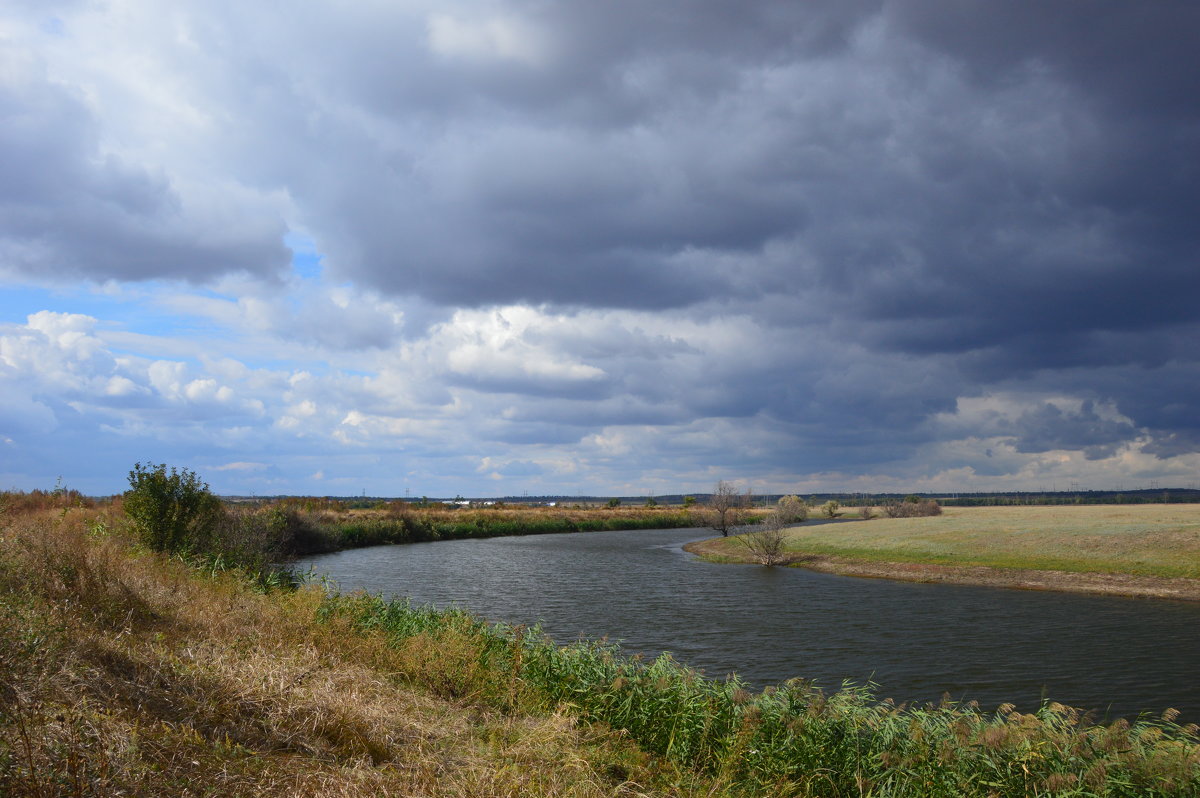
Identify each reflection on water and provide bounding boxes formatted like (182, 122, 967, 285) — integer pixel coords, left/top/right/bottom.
(297, 527, 1200, 721)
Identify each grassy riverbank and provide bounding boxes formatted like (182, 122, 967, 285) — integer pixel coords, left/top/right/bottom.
(689, 505, 1200, 599)
(0, 501, 691, 796)
(4, 496, 1200, 795)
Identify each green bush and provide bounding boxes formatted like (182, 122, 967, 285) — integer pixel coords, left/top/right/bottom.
(124, 462, 221, 554)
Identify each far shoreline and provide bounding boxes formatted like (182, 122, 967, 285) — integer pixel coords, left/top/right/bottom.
(682, 538, 1200, 602)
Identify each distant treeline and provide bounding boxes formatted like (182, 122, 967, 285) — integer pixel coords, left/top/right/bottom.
(227, 488, 1200, 510)
(937, 489, 1200, 506)
(769, 489, 1200, 507)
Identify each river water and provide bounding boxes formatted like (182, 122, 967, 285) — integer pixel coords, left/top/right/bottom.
(297, 527, 1200, 722)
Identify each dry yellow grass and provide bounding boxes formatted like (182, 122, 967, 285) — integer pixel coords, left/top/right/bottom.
(0, 505, 706, 797)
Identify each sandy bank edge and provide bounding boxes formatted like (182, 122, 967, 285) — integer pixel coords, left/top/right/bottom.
(681, 538, 1200, 601)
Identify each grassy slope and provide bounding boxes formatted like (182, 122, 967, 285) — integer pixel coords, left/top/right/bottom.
(0, 506, 698, 797)
(707, 505, 1200, 579)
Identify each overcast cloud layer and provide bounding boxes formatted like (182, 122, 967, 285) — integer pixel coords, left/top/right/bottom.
(2, 1, 1198, 497)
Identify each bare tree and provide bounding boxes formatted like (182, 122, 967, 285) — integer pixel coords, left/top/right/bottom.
(705, 480, 749, 537)
(738, 509, 790, 566)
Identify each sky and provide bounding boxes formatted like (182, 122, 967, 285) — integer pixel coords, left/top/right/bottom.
(2, 1, 1199, 498)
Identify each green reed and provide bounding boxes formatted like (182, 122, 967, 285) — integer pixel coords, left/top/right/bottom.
(323, 591, 1200, 797)
(280, 508, 696, 554)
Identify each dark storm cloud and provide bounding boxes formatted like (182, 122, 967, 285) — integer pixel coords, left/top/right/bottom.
(273, 0, 1200, 375)
(841, 2, 1200, 346)
(891, 1, 1200, 122)
(1008, 401, 1137, 460)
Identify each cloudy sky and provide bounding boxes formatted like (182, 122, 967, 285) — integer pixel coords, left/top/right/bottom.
(2, 1, 1198, 498)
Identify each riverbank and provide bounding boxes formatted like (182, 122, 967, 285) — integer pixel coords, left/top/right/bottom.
(685, 504, 1200, 600)
(5, 500, 1199, 796)
(269, 503, 701, 554)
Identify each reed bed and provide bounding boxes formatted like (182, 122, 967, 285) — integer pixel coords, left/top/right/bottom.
(270, 505, 698, 554)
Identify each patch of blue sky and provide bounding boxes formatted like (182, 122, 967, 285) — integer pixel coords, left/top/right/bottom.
(0, 283, 137, 326)
(284, 231, 325, 280)
(291, 250, 324, 281)
(0, 283, 295, 375)
(0, 281, 218, 339)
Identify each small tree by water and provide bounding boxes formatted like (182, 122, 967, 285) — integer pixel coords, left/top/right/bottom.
(124, 462, 221, 554)
(705, 480, 749, 537)
(737, 509, 790, 565)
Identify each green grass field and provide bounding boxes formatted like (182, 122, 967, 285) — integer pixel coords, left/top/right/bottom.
(723, 504, 1200, 579)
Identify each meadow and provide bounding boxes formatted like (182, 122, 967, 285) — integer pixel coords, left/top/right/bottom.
(694, 504, 1200, 582)
(4, 493, 1200, 796)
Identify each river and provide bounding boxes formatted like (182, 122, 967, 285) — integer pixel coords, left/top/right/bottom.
(297, 526, 1200, 722)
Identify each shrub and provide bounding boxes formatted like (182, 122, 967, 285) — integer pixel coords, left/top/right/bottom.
(882, 498, 943, 518)
(821, 499, 841, 518)
(738, 510, 790, 566)
(776, 495, 808, 523)
(124, 463, 221, 554)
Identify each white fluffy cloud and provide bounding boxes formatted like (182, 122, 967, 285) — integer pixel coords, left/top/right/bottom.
(0, 298, 1191, 497)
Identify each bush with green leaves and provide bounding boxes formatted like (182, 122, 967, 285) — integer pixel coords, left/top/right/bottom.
(124, 462, 222, 554)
